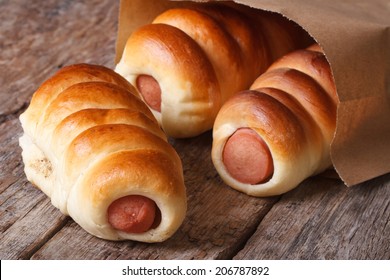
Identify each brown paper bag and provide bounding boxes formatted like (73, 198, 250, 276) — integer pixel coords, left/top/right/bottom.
(116, 0, 390, 187)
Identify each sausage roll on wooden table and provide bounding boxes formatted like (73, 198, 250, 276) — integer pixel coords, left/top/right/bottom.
(212, 44, 338, 196)
(19, 64, 187, 242)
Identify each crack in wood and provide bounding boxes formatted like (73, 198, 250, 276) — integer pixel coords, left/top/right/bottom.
(221, 197, 282, 259)
(21, 217, 71, 260)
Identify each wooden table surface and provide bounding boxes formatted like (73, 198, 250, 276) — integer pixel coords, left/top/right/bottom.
(1, 0, 389, 260)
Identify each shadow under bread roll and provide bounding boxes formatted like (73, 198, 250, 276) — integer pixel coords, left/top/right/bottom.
(212, 44, 339, 196)
(115, 3, 305, 138)
(19, 64, 186, 242)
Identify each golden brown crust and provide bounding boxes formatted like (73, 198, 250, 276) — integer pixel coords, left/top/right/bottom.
(153, 7, 251, 103)
(22, 64, 138, 136)
(193, 3, 269, 77)
(115, 3, 306, 138)
(39, 81, 154, 133)
(212, 45, 337, 196)
(64, 124, 176, 185)
(215, 90, 307, 158)
(251, 68, 337, 143)
(19, 64, 186, 242)
(266, 49, 338, 104)
(116, 23, 221, 137)
(52, 109, 166, 157)
(68, 149, 185, 242)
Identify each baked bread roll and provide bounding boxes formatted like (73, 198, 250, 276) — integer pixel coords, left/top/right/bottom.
(19, 64, 187, 242)
(212, 44, 338, 196)
(115, 3, 306, 138)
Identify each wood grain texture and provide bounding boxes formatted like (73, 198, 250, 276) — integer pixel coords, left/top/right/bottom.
(0, 119, 68, 259)
(0, 0, 389, 260)
(0, 0, 118, 118)
(234, 175, 390, 259)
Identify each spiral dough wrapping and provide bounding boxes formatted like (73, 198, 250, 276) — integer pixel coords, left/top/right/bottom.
(19, 64, 187, 242)
(115, 3, 306, 138)
(212, 44, 339, 196)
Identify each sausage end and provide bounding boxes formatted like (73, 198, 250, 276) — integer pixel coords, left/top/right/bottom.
(222, 128, 274, 185)
(136, 75, 162, 112)
(107, 195, 157, 234)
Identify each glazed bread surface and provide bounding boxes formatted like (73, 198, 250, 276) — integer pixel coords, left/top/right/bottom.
(212, 45, 338, 196)
(19, 64, 187, 242)
(115, 3, 306, 138)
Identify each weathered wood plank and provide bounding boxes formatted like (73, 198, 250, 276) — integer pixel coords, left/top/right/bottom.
(0, 119, 33, 233)
(0, 119, 69, 259)
(0, 0, 118, 118)
(0, 120, 24, 193)
(234, 174, 390, 260)
(31, 132, 279, 260)
(0, 198, 69, 260)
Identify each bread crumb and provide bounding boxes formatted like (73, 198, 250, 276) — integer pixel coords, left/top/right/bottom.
(29, 157, 53, 179)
